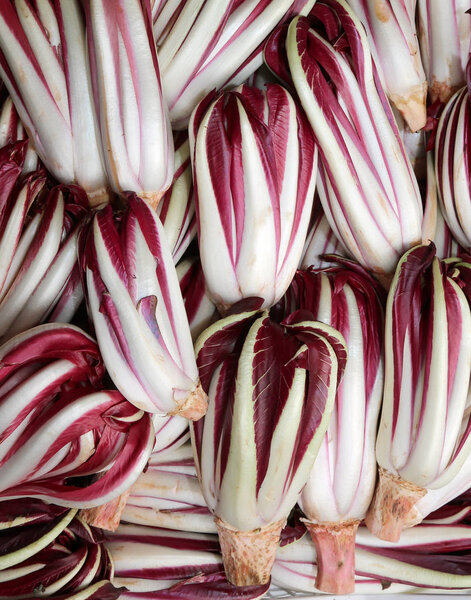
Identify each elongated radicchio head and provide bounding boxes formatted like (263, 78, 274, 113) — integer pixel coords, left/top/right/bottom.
(267, 2, 423, 277)
(81, 194, 208, 420)
(189, 83, 317, 312)
(280, 260, 384, 593)
(0, 0, 108, 204)
(417, 0, 471, 104)
(368, 244, 471, 541)
(85, 0, 174, 207)
(434, 84, 471, 251)
(0, 323, 154, 513)
(191, 307, 347, 585)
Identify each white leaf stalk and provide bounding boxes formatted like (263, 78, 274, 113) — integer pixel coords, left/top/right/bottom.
(392, 104, 427, 181)
(107, 523, 223, 595)
(284, 3, 423, 278)
(289, 264, 384, 593)
(151, 413, 189, 455)
(0, 0, 107, 204)
(83, 196, 207, 420)
(189, 83, 317, 312)
(422, 151, 462, 259)
(367, 245, 471, 541)
(435, 85, 471, 250)
(348, 0, 427, 131)
(122, 444, 216, 533)
(272, 524, 471, 594)
(192, 309, 346, 585)
(418, 0, 471, 104)
(157, 134, 196, 264)
(176, 256, 218, 342)
(154, 0, 316, 129)
(85, 0, 174, 207)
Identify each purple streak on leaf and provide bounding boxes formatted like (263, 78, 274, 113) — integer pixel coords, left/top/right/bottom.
(251, 316, 298, 493)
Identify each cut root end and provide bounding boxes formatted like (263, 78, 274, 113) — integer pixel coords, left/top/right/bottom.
(389, 84, 427, 133)
(170, 382, 208, 421)
(86, 187, 111, 208)
(304, 519, 360, 594)
(80, 489, 131, 531)
(365, 467, 427, 542)
(215, 516, 286, 586)
(140, 190, 164, 210)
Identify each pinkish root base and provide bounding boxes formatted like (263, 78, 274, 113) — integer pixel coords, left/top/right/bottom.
(365, 467, 426, 542)
(304, 518, 360, 594)
(80, 489, 131, 531)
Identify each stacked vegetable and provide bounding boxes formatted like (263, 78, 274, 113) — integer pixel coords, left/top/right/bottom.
(0, 0, 471, 598)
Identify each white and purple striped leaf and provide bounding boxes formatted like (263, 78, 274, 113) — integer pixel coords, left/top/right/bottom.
(81, 195, 207, 419)
(157, 133, 196, 264)
(272, 523, 471, 593)
(0, 0, 108, 203)
(0, 94, 38, 172)
(123, 443, 215, 533)
(0, 324, 154, 511)
(0, 499, 123, 599)
(435, 84, 471, 251)
(106, 523, 269, 598)
(299, 198, 346, 269)
(392, 104, 427, 181)
(189, 83, 317, 312)
(0, 183, 88, 342)
(348, 0, 427, 132)
(422, 151, 464, 258)
(155, 0, 316, 129)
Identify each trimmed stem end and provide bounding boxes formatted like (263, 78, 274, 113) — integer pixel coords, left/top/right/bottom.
(390, 84, 427, 132)
(80, 489, 131, 531)
(170, 381, 208, 421)
(87, 187, 111, 208)
(304, 519, 360, 594)
(140, 190, 164, 210)
(365, 467, 426, 541)
(215, 517, 285, 586)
